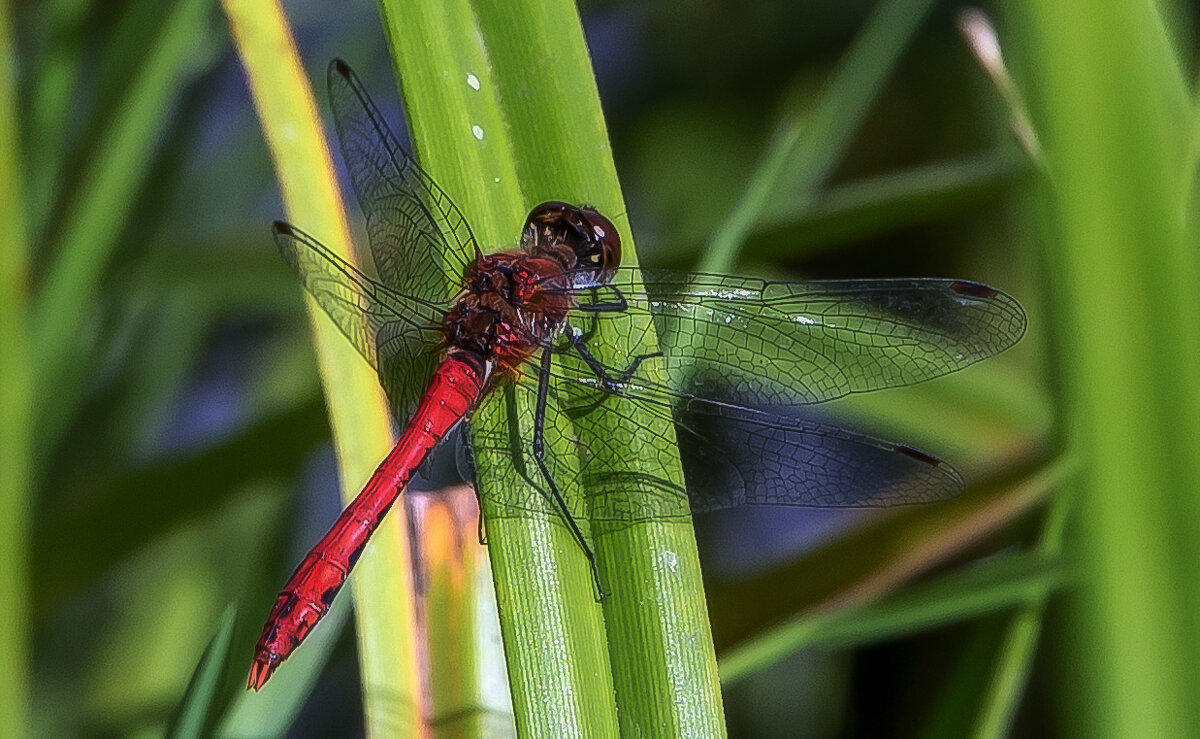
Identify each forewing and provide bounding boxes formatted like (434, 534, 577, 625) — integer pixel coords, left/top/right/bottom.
(274, 222, 444, 420)
(571, 271, 1026, 406)
(327, 59, 476, 302)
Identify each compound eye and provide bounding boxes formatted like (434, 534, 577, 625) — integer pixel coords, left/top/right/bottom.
(526, 201, 572, 222)
(578, 207, 621, 279)
(522, 201, 571, 252)
(522, 201, 622, 284)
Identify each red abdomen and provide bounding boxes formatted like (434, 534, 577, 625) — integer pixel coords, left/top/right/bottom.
(248, 353, 484, 689)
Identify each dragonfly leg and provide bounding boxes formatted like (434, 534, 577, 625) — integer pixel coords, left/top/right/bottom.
(567, 327, 663, 390)
(454, 425, 488, 545)
(476, 498, 488, 546)
(533, 346, 608, 600)
(572, 285, 628, 345)
(575, 284, 628, 313)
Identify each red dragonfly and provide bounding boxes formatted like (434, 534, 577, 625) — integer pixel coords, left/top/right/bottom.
(247, 59, 1026, 690)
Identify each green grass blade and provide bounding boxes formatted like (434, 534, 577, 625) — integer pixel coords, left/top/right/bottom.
(474, 1, 724, 733)
(381, 0, 725, 733)
(167, 605, 237, 739)
(222, 1, 423, 733)
(30, 0, 213, 433)
(719, 549, 1066, 685)
(817, 553, 1065, 648)
(23, 0, 88, 244)
(969, 489, 1072, 739)
(378, 2, 619, 734)
(701, 0, 938, 273)
(0, 0, 31, 733)
(743, 151, 1029, 261)
(1013, 1, 1200, 735)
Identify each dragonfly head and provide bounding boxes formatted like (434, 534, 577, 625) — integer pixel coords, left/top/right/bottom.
(523, 201, 621, 286)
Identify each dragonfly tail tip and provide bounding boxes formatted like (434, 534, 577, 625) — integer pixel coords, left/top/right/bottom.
(246, 656, 276, 691)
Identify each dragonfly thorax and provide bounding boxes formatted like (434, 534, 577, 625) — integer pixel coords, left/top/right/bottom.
(443, 251, 572, 371)
(441, 202, 621, 372)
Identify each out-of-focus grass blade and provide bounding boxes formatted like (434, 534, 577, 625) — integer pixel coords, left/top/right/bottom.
(1014, 1, 1200, 736)
(967, 491, 1071, 739)
(719, 546, 1066, 684)
(414, 487, 516, 734)
(918, 616, 1013, 737)
(742, 151, 1029, 262)
(29, 9, 219, 465)
(957, 9, 1043, 168)
(30, 0, 213, 439)
(0, 0, 32, 734)
(702, 0, 939, 273)
(710, 462, 1064, 665)
(33, 239, 322, 609)
(23, 0, 90, 243)
(166, 605, 237, 739)
(809, 553, 1065, 648)
(222, 0, 423, 733)
(36, 398, 328, 610)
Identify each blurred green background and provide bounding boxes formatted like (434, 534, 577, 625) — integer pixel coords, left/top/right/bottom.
(6, 0, 1199, 736)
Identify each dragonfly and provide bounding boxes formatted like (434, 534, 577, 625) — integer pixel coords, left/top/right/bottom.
(247, 59, 1026, 690)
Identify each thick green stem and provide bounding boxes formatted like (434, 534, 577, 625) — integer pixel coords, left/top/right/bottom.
(380, 0, 725, 733)
(1014, 1, 1200, 735)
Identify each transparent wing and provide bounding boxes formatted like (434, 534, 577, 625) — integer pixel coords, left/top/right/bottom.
(481, 360, 965, 526)
(327, 59, 477, 302)
(507, 271, 1025, 519)
(273, 221, 445, 420)
(567, 271, 1026, 406)
(672, 401, 964, 510)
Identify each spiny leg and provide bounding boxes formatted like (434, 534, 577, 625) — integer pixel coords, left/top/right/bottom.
(572, 285, 629, 345)
(475, 499, 488, 546)
(575, 284, 629, 313)
(567, 326, 663, 391)
(454, 424, 490, 546)
(532, 346, 608, 600)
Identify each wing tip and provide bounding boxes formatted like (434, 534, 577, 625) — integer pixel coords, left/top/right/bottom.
(894, 443, 941, 467)
(895, 443, 966, 495)
(948, 280, 998, 300)
(949, 279, 1029, 349)
(329, 57, 351, 79)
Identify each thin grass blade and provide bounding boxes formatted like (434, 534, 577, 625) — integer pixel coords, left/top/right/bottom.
(222, 1, 423, 733)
